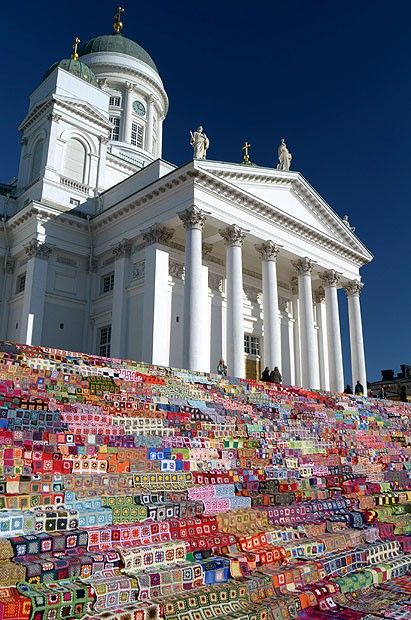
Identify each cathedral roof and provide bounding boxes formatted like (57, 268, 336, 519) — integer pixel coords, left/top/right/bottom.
(78, 33, 159, 74)
(43, 58, 98, 86)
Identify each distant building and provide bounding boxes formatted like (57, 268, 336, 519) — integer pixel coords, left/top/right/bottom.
(369, 365, 411, 400)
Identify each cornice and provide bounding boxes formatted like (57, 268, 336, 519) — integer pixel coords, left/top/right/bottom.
(92, 162, 371, 266)
(18, 99, 54, 132)
(7, 203, 89, 232)
(88, 62, 169, 114)
(52, 96, 112, 131)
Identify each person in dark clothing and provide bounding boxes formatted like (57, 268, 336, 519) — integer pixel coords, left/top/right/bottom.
(344, 385, 353, 395)
(378, 385, 387, 399)
(269, 367, 282, 384)
(261, 367, 270, 382)
(354, 381, 364, 396)
(399, 385, 408, 403)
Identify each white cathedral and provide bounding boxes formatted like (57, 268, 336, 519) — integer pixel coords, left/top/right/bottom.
(0, 9, 373, 391)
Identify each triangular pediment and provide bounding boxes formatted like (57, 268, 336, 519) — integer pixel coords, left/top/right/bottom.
(194, 160, 372, 262)
(53, 95, 112, 129)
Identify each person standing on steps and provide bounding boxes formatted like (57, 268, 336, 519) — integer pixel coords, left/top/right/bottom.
(261, 367, 270, 382)
(269, 367, 282, 384)
(355, 380, 364, 396)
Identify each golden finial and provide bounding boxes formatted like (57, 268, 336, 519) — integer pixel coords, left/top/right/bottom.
(114, 6, 125, 33)
(242, 141, 251, 164)
(71, 36, 80, 61)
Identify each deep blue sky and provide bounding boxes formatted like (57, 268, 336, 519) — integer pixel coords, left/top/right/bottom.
(2, 0, 410, 382)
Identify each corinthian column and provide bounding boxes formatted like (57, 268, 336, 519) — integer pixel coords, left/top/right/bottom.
(345, 280, 367, 391)
(255, 240, 281, 371)
(319, 269, 344, 392)
(179, 206, 207, 372)
(220, 224, 246, 378)
(20, 240, 52, 346)
(110, 239, 132, 358)
(292, 257, 320, 389)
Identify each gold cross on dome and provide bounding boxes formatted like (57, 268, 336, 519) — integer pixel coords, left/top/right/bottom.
(114, 6, 125, 32)
(71, 36, 80, 61)
(242, 141, 251, 163)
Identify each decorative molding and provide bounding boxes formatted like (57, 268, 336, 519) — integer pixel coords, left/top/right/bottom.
(290, 276, 298, 295)
(244, 286, 261, 303)
(319, 269, 340, 287)
(219, 224, 246, 247)
(202, 243, 213, 258)
(112, 239, 132, 258)
(48, 112, 62, 123)
(279, 296, 289, 313)
(178, 206, 207, 230)
(56, 255, 78, 268)
(169, 260, 185, 280)
(24, 240, 52, 260)
(314, 286, 325, 304)
(142, 223, 174, 246)
(5, 257, 15, 274)
(99, 135, 109, 145)
(88, 257, 98, 273)
(255, 240, 280, 261)
(208, 273, 224, 292)
(344, 280, 363, 296)
(131, 260, 145, 281)
(292, 257, 313, 275)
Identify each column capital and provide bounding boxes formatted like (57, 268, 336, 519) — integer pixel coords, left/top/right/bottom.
(24, 240, 52, 261)
(255, 240, 280, 261)
(344, 279, 363, 296)
(290, 276, 299, 295)
(125, 81, 135, 93)
(319, 269, 340, 287)
(219, 224, 246, 247)
(292, 257, 314, 275)
(112, 239, 132, 259)
(142, 223, 174, 246)
(178, 206, 207, 230)
(314, 286, 325, 304)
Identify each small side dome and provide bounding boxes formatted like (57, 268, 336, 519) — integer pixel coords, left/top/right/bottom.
(78, 33, 159, 74)
(43, 58, 98, 86)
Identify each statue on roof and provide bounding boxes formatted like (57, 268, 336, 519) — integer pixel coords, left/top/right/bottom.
(277, 138, 292, 171)
(190, 126, 209, 160)
(342, 215, 356, 232)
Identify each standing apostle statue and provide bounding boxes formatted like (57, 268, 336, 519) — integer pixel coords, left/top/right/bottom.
(277, 138, 292, 171)
(190, 126, 210, 159)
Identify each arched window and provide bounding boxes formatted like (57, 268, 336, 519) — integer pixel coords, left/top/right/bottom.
(63, 138, 86, 182)
(30, 139, 44, 183)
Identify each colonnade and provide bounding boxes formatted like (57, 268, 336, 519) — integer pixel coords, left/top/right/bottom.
(176, 206, 367, 391)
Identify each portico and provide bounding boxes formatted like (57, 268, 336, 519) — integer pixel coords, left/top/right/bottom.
(93, 156, 371, 390)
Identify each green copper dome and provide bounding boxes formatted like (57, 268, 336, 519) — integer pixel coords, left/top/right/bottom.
(78, 33, 159, 73)
(44, 58, 98, 86)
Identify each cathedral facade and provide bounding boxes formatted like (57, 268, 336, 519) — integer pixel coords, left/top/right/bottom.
(0, 13, 372, 390)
